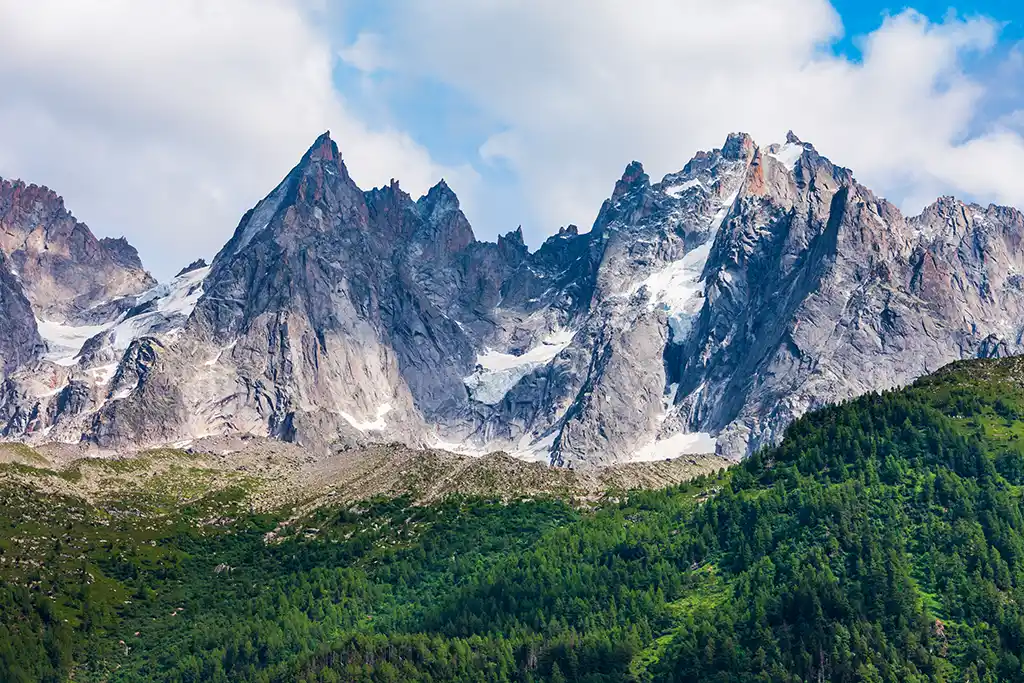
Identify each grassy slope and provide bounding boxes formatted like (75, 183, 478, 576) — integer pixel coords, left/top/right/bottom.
(4, 357, 1024, 680)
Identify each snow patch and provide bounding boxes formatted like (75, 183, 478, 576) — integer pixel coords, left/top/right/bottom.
(428, 436, 485, 457)
(636, 245, 709, 341)
(767, 142, 805, 172)
(37, 320, 108, 366)
(340, 403, 393, 432)
(664, 178, 703, 197)
(512, 431, 558, 463)
(36, 266, 210, 367)
(475, 329, 575, 372)
(108, 266, 210, 351)
(711, 189, 740, 231)
(429, 430, 558, 464)
(631, 189, 740, 344)
(87, 363, 119, 386)
(464, 329, 575, 405)
(110, 387, 134, 401)
(630, 431, 717, 462)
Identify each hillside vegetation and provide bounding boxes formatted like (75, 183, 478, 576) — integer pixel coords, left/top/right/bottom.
(5, 357, 1024, 681)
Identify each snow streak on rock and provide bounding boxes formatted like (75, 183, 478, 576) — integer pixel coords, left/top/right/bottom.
(463, 329, 575, 405)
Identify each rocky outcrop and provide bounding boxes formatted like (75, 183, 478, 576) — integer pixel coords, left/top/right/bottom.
(175, 258, 208, 277)
(0, 178, 155, 323)
(99, 237, 146, 271)
(88, 370, 188, 449)
(0, 250, 43, 373)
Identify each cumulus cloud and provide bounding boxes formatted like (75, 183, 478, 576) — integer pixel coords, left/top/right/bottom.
(348, 0, 1024, 238)
(4, 1, 1023, 277)
(0, 0, 475, 279)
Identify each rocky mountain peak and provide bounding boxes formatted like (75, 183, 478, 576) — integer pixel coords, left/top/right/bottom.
(303, 130, 341, 165)
(213, 131, 373, 267)
(928, 195, 968, 214)
(99, 237, 146, 270)
(0, 176, 154, 323)
(498, 226, 526, 248)
(417, 179, 461, 218)
(722, 132, 756, 160)
(612, 161, 649, 200)
(277, 130, 363, 215)
(367, 178, 412, 203)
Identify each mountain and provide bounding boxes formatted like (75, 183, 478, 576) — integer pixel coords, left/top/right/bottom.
(0, 178, 154, 323)
(1, 132, 1023, 465)
(0, 178, 159, 439)
(5, 355, 1024, 681)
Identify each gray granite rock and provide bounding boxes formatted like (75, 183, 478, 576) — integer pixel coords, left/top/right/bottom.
(0, 178, 155, 323)
(5, 131, 1024, 466)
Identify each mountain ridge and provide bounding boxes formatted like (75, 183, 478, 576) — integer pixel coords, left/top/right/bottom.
(0, 130, 1022, 466)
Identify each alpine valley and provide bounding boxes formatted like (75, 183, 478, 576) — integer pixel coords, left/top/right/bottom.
(0, 131, 1022, 465)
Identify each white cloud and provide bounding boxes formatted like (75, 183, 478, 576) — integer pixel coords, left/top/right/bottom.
(3, 0, 1022, 280)
(358, 0, 1024, 236)
(0, 0, 475, 279)
(339, 32, 392, 73)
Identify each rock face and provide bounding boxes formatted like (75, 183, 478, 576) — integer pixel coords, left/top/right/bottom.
(1, 131, 1024, 465)
(670, 136, 1024, 458)
(0, 250, 43, 373)
(175, 259, 208, 277)
(0, 178, 154, 323)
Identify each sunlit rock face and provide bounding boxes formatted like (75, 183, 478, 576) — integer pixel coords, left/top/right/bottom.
(0, 178, 154, 323)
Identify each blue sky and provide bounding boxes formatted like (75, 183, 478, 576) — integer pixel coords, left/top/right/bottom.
(834, 0, 1023, 45)
(2, 1, 1024, 278)
(336, 1, 1024, 150)
(328, 0, 1024, 246)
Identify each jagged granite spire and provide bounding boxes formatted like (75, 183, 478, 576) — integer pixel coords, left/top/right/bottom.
(611, 161, 649, 199)
(303, 130, 339, 163)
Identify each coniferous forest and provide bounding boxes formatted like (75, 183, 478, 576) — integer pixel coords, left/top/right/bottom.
(5, 357, 1024, 681)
